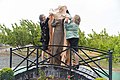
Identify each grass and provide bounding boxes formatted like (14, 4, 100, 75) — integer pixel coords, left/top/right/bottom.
(99, 60, 120, 71)
(78, 50, 120, 71)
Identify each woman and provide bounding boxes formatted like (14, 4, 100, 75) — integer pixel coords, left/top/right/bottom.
(39, 14, 50, 62)
(64, 14, 81, 69)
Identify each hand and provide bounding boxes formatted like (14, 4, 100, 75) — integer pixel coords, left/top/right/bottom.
(64, 17, 69, 23)
(49, 9, 55, 15)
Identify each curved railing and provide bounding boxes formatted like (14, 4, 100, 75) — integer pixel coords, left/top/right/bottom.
(10, 45, 112, 80)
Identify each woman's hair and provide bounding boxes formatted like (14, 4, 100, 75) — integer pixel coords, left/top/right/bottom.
(74, 15, 81, 25)
(39, 14, 44, 21)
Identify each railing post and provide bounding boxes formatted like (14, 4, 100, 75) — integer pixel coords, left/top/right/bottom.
(36, 47, 39, 75)
(70, 48, 72, 76)
(109, 50, 112, 80)
(10, 48, 12, 68)
(27, 47, 29, 71)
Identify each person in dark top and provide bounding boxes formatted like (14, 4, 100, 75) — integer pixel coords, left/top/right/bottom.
(39, 14, 50, 62)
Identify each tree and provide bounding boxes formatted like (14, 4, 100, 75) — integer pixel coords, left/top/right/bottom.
(0, 19, 41, 47)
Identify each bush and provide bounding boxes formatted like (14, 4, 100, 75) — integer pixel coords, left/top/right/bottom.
(95, 77, 107, 80)
(0, 67, 14, 80)
(38, 69, 46, 80)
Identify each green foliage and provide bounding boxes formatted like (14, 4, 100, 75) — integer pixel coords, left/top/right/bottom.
(48, 75, 55, 79)
(86, 29, 109, 50)
(38, 69, 46, 80)
(38, 69, 56, 80)
(78, 29, 87, 46)
(0, 19, 41, 47)
(0, 20, 120, 62)
(95, 77, 107, 80)
(0, 67, 14, 80)
(79, 28, 120, 62)
(0, 24, 10, 44)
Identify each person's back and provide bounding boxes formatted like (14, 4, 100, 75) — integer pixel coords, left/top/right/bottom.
(64, 14, 81, 69)
(65, 21, 79, 39)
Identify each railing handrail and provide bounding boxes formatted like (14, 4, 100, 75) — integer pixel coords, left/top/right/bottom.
(10, 45, 112, 80)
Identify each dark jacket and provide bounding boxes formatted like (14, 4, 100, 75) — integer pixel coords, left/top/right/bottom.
(40, 18, 49, 43)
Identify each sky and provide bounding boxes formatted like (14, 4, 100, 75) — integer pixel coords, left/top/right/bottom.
(0, 0, 120, 35)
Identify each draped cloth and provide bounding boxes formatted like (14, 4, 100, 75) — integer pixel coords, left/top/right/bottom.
(49, 5, 69, 65)
(50, 19, 64, 65)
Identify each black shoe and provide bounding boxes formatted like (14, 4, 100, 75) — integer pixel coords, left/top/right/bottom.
(47, 59, 50, 63)
(74, 64, 79, 69)
(41, 61, 45, 64)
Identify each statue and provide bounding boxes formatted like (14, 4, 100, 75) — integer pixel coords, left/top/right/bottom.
(49, 5, 68, 65)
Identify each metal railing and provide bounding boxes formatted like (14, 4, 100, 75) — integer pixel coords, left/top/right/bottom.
(10, 45, 112, 80)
